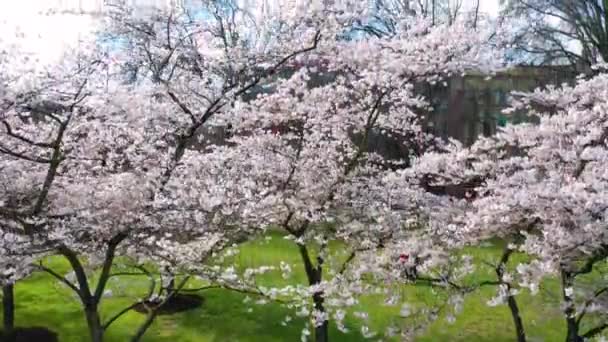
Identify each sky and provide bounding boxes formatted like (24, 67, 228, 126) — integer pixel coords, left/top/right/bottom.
(0, 1, 98, 65)
(467, 0, 499, 16)
(0, 0, 501, 64)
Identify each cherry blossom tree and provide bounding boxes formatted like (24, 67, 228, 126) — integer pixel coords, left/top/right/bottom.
(0, 2, 510, 342)
(409, 67, 608, 342)
(396, 137, 530, 342)
(202, 15, 503, 341)
(0, 1, 375, 341)
(0, 33, 97, 334)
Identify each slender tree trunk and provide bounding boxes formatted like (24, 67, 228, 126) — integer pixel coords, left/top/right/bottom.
(59, 246, 105, 342)
(495, 247, 526, 342)
(298, 244, 329, 342)
(506, 293, 526, 342)
(565, 317, 583, 342)
(85, 303, 104, 342)
(2, 284, 15, 336)
(131, 276, 189, 342)
(165, 276, 175, 295)
(561, 270, 583, 342)
(312, 292, 329, 342)
(57, 235, 126, 342)
(472, 0, 480, 28)
(131, 311, 158, 342)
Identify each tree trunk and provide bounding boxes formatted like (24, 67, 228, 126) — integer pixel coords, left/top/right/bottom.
(506, 293, 526, 342)
(565, 317, 583, 342)
(561, 270, 582, 342)
(2, 284, 14, 335)
(313, 293, 329, 342)
(84, 304, 104, 342)
(131, 276, 189, 342)
(165, 276, 175, 295)
(495, 247, 526, 342)
(315, 321, 329, 342)
(298, 244, 329, 342)
(131, 311, 158, 342)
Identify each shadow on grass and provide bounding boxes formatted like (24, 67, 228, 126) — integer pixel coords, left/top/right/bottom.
(133, 294, 204, 316)
(0, 327, 58, 342)
(144, 288, 377, 342)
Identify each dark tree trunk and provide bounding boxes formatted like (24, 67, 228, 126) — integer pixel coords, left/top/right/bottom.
(565, 317, 583, 342)
(314, 324, 329, 342)
(2, 284, 15, 335)
(561, 270, 583, 342)
(85, 304, 104, 342)
(495, 248, 526, 342)
(131, 311, 158, 342)
(298, 244, 329, 342)
(56, 234, 127, 342)
(131, 277, 189, 342)
(313, 292, 329, 342)
(506, 293, 526, 342)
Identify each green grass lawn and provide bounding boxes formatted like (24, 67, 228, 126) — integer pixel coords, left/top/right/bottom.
(0, 233, 598, 342)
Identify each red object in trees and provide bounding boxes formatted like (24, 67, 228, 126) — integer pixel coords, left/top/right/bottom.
(399, 254, 409, 263)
